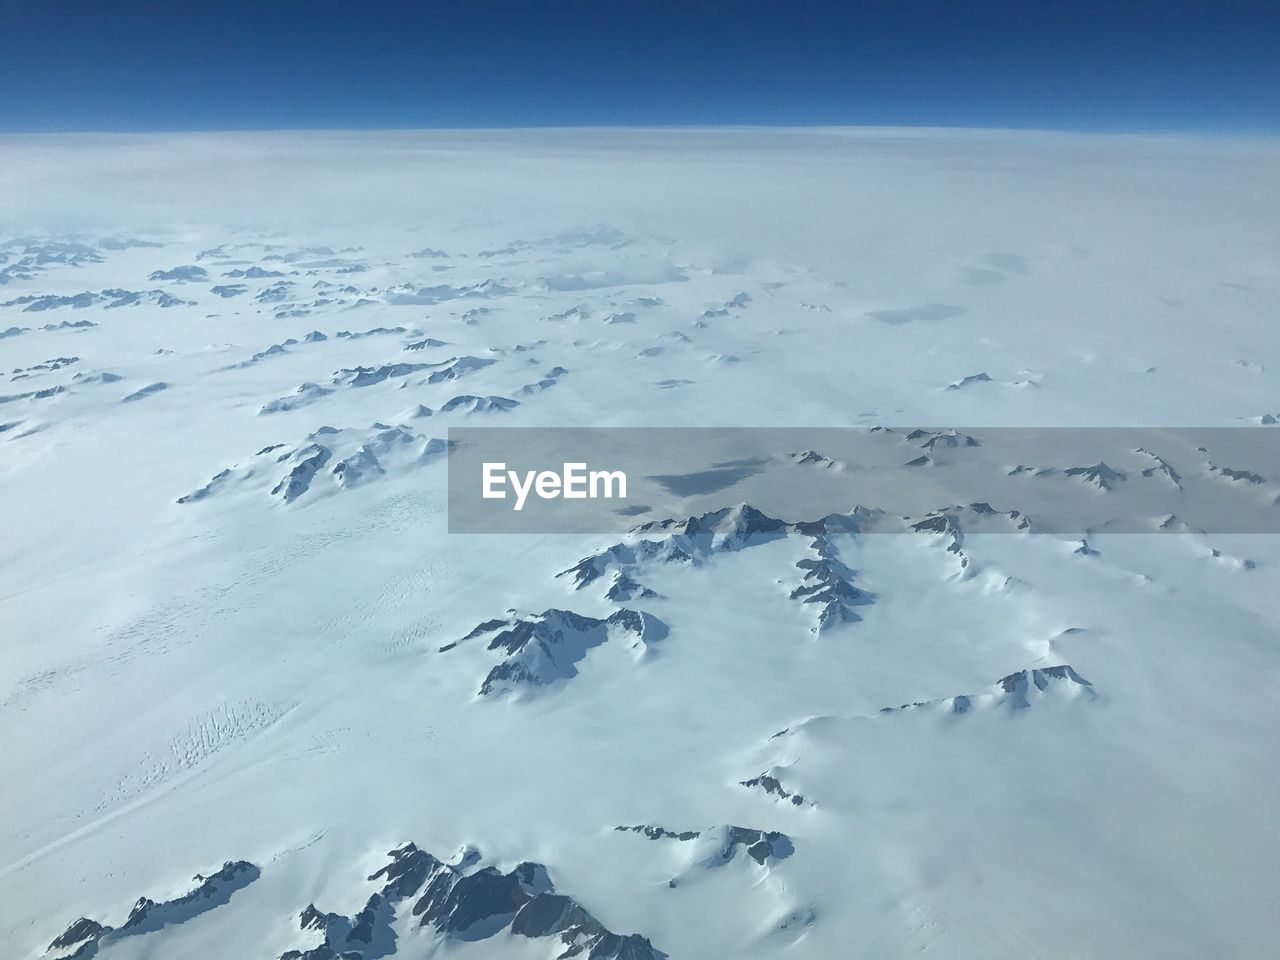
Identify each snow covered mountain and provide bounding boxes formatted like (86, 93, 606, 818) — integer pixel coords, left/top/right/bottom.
(2, 128, 1280, 960)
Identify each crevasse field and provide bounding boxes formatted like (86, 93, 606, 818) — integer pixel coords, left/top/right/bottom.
(2, 129, 1279, 960)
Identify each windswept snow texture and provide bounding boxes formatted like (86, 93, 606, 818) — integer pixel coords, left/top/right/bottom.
(3, 129, 1280, 960)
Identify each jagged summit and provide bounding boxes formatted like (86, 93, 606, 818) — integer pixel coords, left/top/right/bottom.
(275, 843, 665, 960)
(1063, 462, 1127, 491)
(563, 500, 1026, 632)
(177, 424, 448, 505)
(906, 428, 981, 449)
(443, 608, 667, 697)
(739, 771, 808, 806)
(615, 823, 793, 866)
(46, 861, 258, 959)
(877, 664, 1096, 716)
(630, 503, 787, 550)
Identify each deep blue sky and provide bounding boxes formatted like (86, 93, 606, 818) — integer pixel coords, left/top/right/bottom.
(1, 1, 1277, 133)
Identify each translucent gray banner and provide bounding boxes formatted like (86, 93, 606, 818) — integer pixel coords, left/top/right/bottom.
(446, 427, 1280, 534)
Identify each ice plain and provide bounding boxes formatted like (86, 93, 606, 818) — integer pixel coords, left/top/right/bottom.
(2, 128, 1280, 959)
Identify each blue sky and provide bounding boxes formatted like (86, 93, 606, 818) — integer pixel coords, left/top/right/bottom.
(1, 1, 1277, 132)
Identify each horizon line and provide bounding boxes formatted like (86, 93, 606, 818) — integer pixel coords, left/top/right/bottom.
(3, 120, 1279, 140)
